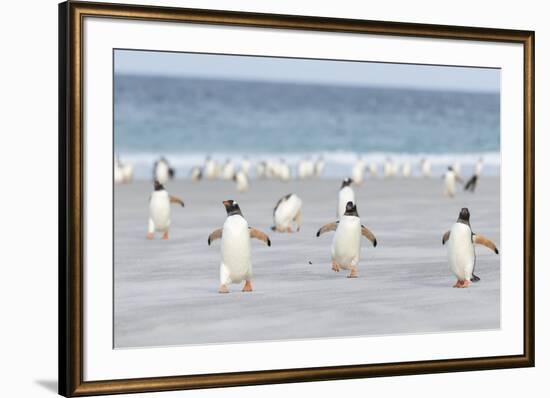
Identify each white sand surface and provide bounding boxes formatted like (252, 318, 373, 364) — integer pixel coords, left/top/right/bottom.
(114, 177, 500, 348)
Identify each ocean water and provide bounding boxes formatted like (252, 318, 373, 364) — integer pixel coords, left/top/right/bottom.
(114, 74, 500, 178)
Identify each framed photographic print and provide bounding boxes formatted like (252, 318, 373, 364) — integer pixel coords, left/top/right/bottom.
(59, 1, 534, 396)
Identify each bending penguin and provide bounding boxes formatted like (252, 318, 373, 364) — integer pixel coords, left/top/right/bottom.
(271, 193, 302, 233)
(338, 178, 355, 219)
(147, 180, 185, 240)
(207, 200, 271, 293)
(316, 201, 377, 278)
(442, 208, 499, 288)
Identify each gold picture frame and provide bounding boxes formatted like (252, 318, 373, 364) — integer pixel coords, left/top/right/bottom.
(59, 1, 534, 396)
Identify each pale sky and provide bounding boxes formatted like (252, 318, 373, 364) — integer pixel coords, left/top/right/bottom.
(114, 49, 500, 93)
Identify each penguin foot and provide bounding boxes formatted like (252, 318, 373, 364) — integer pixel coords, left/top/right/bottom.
(146, 233, 154, 240)
(453, 280, 471, 288)
(331, 261, 340, 272)
(218, 284, 229, 294)
(242, 280, 253, 292)
(162, 231, 169, 240)
(286, 227, 292, 233)
(347, 268, 358, 278)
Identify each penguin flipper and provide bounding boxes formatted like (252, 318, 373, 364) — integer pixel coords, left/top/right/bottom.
(442, 230, 451, 245)
(170, 195, 185, 207)
(473, 234, 499, 254)
(207, 228, 223, 246)
(361, 225, 377, 247)
(249, 228, 271, 247)
(316, 222, 338, 237)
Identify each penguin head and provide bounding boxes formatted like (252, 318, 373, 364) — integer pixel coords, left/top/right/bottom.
(223, 200, 243, 216)
(153, 180, 165, 191)
(448, 165, 454, 171)
(344, 201, 359, 217)
(341, 178, 353, 188)
(458, 207, 470, 223)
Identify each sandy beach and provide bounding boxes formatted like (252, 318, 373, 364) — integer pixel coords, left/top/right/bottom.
(114, 177, 500, 348)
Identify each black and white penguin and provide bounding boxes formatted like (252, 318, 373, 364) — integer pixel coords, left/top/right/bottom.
(464, 158, 484, 192)
(204, 156, 219, 180)
(146, 180, 184, 240)
(153, 157, 175, 185)
(234, 170, 249, 192)
(190, 166, 202, 182)
(420, 158, 431, 178)
(442, 208, 499, 288)
(207, 200, 271, 293)
(316, 201, 377, 278)
(444, 166, 463, 197)
(222, 159, 236, 180)
(338, 178, 355, 219)
(271, 193, 302, 233)
(352, 157, 366, 185)
(464, 174, 478, 192)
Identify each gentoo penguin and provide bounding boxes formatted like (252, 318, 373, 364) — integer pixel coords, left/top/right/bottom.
(146, 180, 185, 240)
(115, 158, 133, 184)
(453, 161, 462, 177)
(352, 158, 366, 185)
(297, 159, 306, 179)
(234, 170, 249, 192)
(314, 156, 325, 177)
(222, 159, 236, 180)
(271, 193, 302, 233)
(442, 208, 499, 288)
(316, 201, 377, 278)
(368, 162, 378, 177)
(338, 178, 355, 219)
(420, 158, 431, 178)
(464, 174, 478, 192)
(190, 166, 202, 182)
(277, 159, 289, 181)
(120, 161, 133, 183)
(401, 161, 411, 178)
(444, 166, 464, 197)
(475, 157, 484, 176)
(298, 157, 315, 179)
(384, 158, 396, 178)
(153, 157, 175, 185)
(256, 161, 266, 179)
(204, 156, 219, 180)
(241, 157, 251, 176)
(207, 200, 271, 293)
